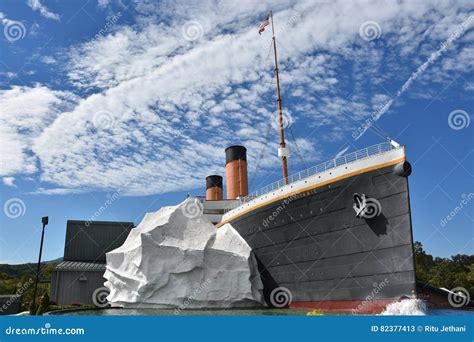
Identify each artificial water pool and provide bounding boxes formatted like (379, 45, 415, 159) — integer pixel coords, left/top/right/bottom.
(48, 307, 473, 316)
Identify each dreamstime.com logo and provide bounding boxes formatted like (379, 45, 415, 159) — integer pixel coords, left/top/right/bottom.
(0, 278, 34, 314)
(275, 12, 300, 36)
(352, 278, 390, 314)
(85, 191, 121, 227)
(447, 287, 470, 308)
(92, 287, 110, 308)
(3, 198, 26, 219)
(262, 191, 305, 228)
(181, 198, 204, 219)
(181, 20, 204, 42)
(448, 109, 470, 130)
(270, 287, 292, 308)
(439, 193, 473, 227)
(4, 323, 85, 336)
(353, 193, 382, 219)
(359, 20, 381, 41)
(3, 20, 26, 42)
(174, 279, 211, 315)
(91, 12, 122, 43)
(92, 110, 115, 129)
(271, 109, 293, 131)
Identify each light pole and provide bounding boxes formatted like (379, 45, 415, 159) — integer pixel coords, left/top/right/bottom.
(31, 216, 48, 315)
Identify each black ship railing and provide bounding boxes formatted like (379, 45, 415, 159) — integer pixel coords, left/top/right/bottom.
(224, 142, 397, 213)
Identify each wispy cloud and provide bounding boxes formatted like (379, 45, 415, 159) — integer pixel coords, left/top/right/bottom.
(27, 0, 60, 21)
(0, 0, 472, 196)
(2, 177, 16, 187)
(0, 85, 78, 177)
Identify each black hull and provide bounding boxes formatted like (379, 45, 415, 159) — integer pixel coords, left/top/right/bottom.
(228, 164, 416, 310)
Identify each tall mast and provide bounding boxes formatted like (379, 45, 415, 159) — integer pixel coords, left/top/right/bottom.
(270, 11, 289, 184)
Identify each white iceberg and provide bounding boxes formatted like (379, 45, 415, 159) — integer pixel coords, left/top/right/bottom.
(380, 299, 427, 315)
(104, 197, 264, 309)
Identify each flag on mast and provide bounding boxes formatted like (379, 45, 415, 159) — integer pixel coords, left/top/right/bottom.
(258, 14, 270, 34)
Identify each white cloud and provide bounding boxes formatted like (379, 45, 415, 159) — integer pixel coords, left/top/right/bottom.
(97, 0, 110, 8)
(0, 85, 78, 177)
(0, 11, 19, 27)
(41, 55, 56, 64)
(1, 0, 472, 196)
(2, 177, 16, 187)
(27, 0, 60, 21)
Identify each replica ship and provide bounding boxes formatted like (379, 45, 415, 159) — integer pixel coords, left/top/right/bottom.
(199, 12, 416, 313)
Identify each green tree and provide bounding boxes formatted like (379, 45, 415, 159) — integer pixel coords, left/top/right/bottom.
(414, 241, 474, 294)
(413, 241, 434, 283)
(36, 292, 50, 316)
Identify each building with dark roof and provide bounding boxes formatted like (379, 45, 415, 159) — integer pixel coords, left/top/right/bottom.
(50, 220, 133, 306)
(0, 295, 21, 315)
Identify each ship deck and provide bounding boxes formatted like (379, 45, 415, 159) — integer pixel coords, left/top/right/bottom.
(219, 142, 406, 227)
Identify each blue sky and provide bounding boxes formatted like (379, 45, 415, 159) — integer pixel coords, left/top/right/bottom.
(0, 0, 472, 264)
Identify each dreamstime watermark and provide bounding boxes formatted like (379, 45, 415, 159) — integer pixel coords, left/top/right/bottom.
(174, 279, 210, 314)
(447, 287, 470, 308)
(359, 21, 381, 41)
(0, 278, 34, 313)
(3, 20, 26, 42)
(439, 193, 474, 227)
(91, 12, 122, 43)
(3, 198, 26, 219)
(440, 15, 474, 50)
(275, 12, 300, 36)
(92, 110, 115, 129)
(448, 109, 470, 130)
(92, 287, 110, 308)
(270, 287, 292, 308)
(271, 109, 293, 131)
(172, 115, 200, 139)
(351, 101, 391, 140)
(85, 191, 121, 227)
(181, 20, 204, 42)
(5, 323, 85, 336)
(352, 278, 390, 314)
(353, 193, 382, 219)
(171, 94, 216, 139)
(353, 15, 473, 141)
(262, 191, 305, 228)
(181, 198, 204, 219)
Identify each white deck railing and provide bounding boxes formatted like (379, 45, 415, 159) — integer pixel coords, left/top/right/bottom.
(225, 142, 396, 213)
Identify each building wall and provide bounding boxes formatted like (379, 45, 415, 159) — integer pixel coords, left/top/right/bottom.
(64, 221, 134, 262)
(0, 296, 21, 315)
(51, 220, 134, 306)
(51, 270, 106, 305)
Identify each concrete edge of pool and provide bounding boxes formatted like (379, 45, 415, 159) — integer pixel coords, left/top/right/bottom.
(45, 307, 322, 316)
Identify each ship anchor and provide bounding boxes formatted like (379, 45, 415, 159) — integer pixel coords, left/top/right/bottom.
(353, 193, 382, 219)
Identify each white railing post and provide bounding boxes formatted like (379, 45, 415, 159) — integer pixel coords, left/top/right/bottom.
(230, 143, 396, 214)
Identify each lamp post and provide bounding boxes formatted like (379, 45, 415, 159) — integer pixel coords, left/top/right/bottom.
(31, 216, 48, 315)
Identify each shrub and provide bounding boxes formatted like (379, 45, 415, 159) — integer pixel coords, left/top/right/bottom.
(36, 293, 50, 316)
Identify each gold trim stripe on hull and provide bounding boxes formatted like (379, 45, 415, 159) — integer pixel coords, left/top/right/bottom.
(216, 156, 405, 228)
